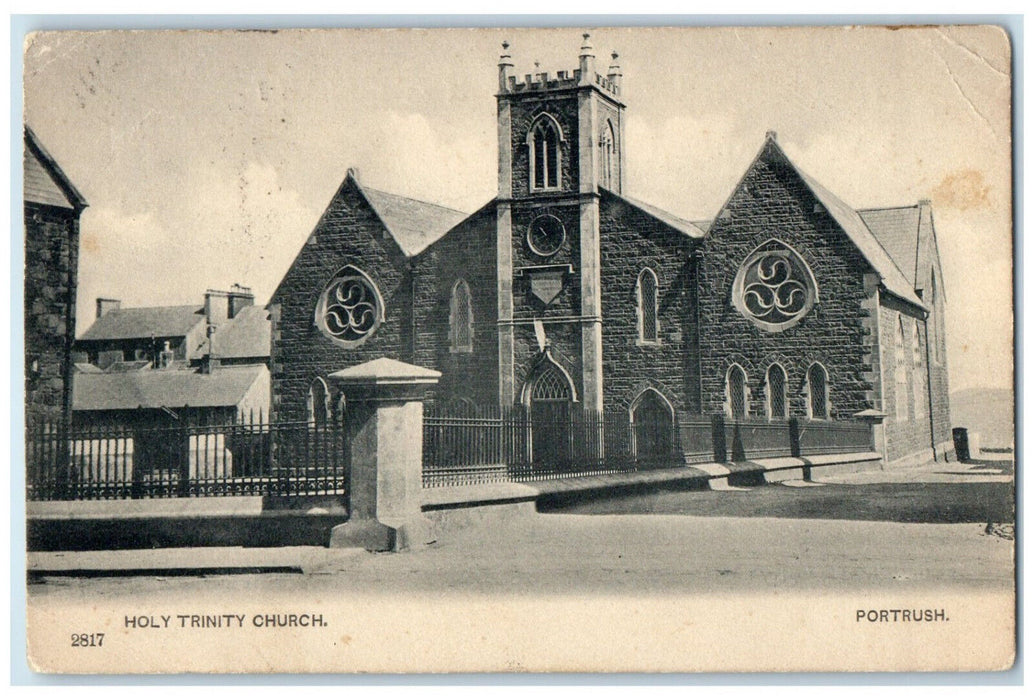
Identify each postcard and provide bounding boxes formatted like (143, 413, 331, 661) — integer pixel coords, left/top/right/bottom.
(22, 25, 1014, 673)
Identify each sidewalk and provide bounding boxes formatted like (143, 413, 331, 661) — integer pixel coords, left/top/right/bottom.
(27, 546, 364, 577)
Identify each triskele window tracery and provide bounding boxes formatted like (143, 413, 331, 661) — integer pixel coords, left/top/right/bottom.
(315, 265, 384, 347)
(732, 241, 818, 332)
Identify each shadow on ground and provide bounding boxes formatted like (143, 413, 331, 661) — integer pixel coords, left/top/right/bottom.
(539, 469, 1015, 525)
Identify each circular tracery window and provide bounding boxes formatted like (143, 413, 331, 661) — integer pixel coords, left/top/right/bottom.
(732, 241, 817, 332)
(315, 266, 384, 347)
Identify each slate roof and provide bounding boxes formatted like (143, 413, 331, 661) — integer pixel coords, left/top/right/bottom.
(78, 305, 205, 342)
(858, 203, 942, 297)
(210, 305, 271, 359)
(358, 181, 470, 257)
(24, 126, 87, 210)
(73, 364, 267, 411)
(601, 188, 707, 239)
(857, 206, 921, 288)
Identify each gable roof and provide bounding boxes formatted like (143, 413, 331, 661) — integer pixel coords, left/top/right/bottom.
(78, 305, 205, 342)
(24, 126, 87, 211)
(601, 188, 706, 239)
(356, 178, 470, 257)
(209, 305, 271, 359)
(73, 364, 267, 412)
(728, 137, 925, 310)
(857, 205, 921, 288)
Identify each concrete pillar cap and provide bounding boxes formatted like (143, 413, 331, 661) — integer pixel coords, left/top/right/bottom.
(328, 357, 441, 388)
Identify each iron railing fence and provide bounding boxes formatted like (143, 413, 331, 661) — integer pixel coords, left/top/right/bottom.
(27, 416, 350, 501)
(26, 408, 875, 498)
(423, 408, 875, 487)
(795, 418, 873, 456)
(422, 406, 685, 487)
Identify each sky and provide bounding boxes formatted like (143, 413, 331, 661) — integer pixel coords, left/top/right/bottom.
(22, 25, 1012, 392)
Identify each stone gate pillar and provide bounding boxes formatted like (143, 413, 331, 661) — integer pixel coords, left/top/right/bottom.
(326, 358, 441, 552)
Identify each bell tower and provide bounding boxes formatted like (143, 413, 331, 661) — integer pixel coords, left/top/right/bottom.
(494, 34, 626, 411)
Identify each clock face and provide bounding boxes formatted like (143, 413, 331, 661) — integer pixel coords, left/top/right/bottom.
(527, 214, 566, 257)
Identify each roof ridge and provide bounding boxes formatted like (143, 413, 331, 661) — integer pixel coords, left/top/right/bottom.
(359, 183, 470, 216)
(601, 187, 705, 239)
(104, 304, 201, 312)
(856, 204, 921, 212)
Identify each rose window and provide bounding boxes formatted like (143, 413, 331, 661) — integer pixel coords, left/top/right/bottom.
(315, 266, 384, 347)
(732, 241, 817, 332)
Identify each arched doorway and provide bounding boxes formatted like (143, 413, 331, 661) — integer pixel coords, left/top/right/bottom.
(526, 362, 574, 468)
(631, 390, 675, 469)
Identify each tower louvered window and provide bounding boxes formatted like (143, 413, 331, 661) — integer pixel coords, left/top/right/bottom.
(529, 117, 562, 190)
(599, 121, 615, 189)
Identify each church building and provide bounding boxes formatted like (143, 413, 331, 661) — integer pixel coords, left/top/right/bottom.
(268, 36, 952, 465)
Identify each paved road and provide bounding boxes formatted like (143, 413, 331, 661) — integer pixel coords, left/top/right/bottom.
(28, 459, 1014, 599)
(24, 458, 1016, 674)
(540, 459, 1016, 524)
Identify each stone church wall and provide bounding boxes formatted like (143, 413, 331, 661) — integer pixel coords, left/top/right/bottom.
(269, 177, 413, 422)
(696, 145, 874, 420)
(598, 193, 699, 415)
(411, 205, 499, 408)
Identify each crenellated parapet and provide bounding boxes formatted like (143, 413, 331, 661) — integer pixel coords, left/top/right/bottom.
(497, 34, 623, 100)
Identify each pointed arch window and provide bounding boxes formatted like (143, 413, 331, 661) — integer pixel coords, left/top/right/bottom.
(726, 365, 748, 419)
(636, 268, 659, 344)
(308, 377, 330, 428)
(449, 278, 474, 353)
(894, 318, 908, 421)
(913, 321, 925, 418)
(599, 121, 615, 189)
(806, 363, 829, 420)
(527, 115, 563, 191)
(766, 364, 788, 419)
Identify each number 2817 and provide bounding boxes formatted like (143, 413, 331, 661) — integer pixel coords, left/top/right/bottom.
(71, 633, 104, 647)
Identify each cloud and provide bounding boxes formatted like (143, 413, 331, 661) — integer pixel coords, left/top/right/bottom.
(76, 161, 319, 335)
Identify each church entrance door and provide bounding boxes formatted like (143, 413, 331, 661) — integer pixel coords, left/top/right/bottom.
(632, 391, 675, 469)
(528, 364, 573, 469)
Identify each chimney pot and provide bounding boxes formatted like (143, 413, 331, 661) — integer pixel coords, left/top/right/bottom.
(96, 297, 121, 319)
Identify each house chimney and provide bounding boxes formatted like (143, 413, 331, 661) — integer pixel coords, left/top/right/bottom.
(96, 297, 121, 319)
(227, 283, 254, 318)
(204, 289, 230, 325)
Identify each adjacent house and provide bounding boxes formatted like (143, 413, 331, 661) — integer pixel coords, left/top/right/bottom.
(72, 284, 271, 431)
(24, 126, 87, 434)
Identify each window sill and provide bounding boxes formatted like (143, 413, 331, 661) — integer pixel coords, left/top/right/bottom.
(449, 347, 474, 355)
(635, 339, 662, 348)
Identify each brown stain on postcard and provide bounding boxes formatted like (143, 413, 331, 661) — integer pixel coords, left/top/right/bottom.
(933, 170, 991, 211)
